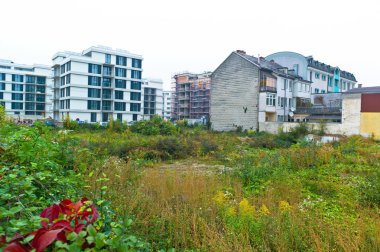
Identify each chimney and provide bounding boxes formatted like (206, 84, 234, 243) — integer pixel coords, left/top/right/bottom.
(236, 50, 246, 54)
(358, 84, 363, 88)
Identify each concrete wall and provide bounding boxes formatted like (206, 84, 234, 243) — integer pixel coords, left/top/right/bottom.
(341, 93, 361, 135)
(360, 113, 380, 139)
(210, 52, 260, 131)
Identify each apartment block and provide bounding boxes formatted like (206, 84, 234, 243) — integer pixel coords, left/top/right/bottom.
(266, 52, 357, 94)
(142, 78, 163, 119)
(52, 46, 143, 123)
(162, 90, 173, 120)
(0, 59, 52, 120)
(172, 72, 211, 120)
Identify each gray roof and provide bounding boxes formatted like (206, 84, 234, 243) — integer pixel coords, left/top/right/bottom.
(307, 57, 357, 82)
(346, 86, 380, 94)
(235, 51, 309, 82)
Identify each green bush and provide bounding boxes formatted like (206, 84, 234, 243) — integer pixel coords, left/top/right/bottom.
(130, 116, 177, 135)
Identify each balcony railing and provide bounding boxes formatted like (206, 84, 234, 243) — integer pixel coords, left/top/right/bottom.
(295, 107, 342, 114)
(260, 86, 277, 93)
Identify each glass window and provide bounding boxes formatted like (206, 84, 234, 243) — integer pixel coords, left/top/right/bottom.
(36, 103, 45, 111)
(102, 78, 111, 87)
(26, 75, 35, 83)
(266, 94, 276, 106)
(88, 64, 101, 74)
(11, 102, 23, 109)
(65, 74, 70, 84)
(88, 88, 101, 98)
(315, 88, 319, 93)
(12, 74, 24, 82)
(116, 56, 126, 66)
(105, 54, 111, 64)
(131, 70, 141, 79)
(130, 103, 141, 112)
(259, 72, 276, 92)
(0, 73, 5, 81)
(132, 114, 138, 121)
(0, 82, 5, 90)
(36, 94, 45, 102)
(115, 90, 123, 100)
(102, 89, 111, 99)
(315, 72, 320, 79)
(87, 100, 101, 110)
(91, 112, 97, 122)
(115, 68, 126, 77)
(36, 85, 45, 93)
(25, 102, 35, 110)
(115, 79, 126, 89)
(61, 65, 66, 74)
(12, 84, 23, 91)
(132, 58, 142, 68)
(130, 92, 141, 101)
(322, 75, 326, 81)
(117, 113, 122, 121)
(102, 101, 112, 110)
(131, 81, 141, 90)
(103, 66, 112, 76)
(88, 76, 101, 86)
(114, 102, 126, 111)
(66, 87, 70, 96)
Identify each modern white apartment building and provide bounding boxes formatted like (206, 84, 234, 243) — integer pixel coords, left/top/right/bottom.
(0, 59, 52, 120)
(142, 78, 163, 119)
(266, 52, 357, 94)
(162, 90, 173, 120)
(52, 46, 143, 123)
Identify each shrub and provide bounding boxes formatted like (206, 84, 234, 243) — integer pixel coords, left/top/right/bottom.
(130, 116, 177, 135)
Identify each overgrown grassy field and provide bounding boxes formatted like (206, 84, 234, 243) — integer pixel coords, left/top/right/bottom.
(1, 113, 380, 251)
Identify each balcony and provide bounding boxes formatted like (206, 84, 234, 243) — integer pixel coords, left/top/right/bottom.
(295, 107, 341, 115)
(260, 86, 277, 93)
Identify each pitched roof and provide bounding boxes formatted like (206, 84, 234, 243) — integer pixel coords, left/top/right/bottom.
(307, 56, 356, 82)
(346, 86, 380, 94)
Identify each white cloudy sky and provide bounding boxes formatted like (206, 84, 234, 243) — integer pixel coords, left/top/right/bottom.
(0, 0, 379, 89)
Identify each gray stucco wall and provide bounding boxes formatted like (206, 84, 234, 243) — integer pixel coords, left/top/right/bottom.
(210, 52, 260, 131)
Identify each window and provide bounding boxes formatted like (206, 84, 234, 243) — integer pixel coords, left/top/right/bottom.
(36, 103, 45, 111)
(88, 64, 101, 74)
(343, 82, 346, 90)
(60, 100, 64, 109)
(88, 76, 101, 86)
(26, 94, 35, 102)
(131, 81, 141, 90)
(322, 75, 326, 81)
(25, 102, 35, 110)
(115, 68, 126, 77)
(66, 87, 70, 97)
(259, 72, 276, 92)
(116, 56, 126, 66)
(61, 76, 65, 86)
(91, 112, 97, 122)
(347, 83, 351, 90)
(115, 79, 126, 89)
(132, 58, 142, 68)
(36, 85, 45, 93)
(87, 100, 101, 110)
(266, 94, 276, 106)
(0, 92, 3, 99)
(315, 72, 320, 79)
(0, 82, 5, 90)
(26, 75, 35, 83)
(88, 88, 101, 98)
(11, 102, 23, 109)
(102, 101, 111, 110)
(102, 89, 111, 99)
(26, 84, 35, 92)
(321, 90, 326, 93)
(130, 103, 140, 112)
(36, 94, 45, 102)
(130, 92, 141, 101)
(114, 102, 126, 111)
(105, 54, 111, 64)
(102, 78, 111, 87)
(103, 66, 112, 76)
(0, 73, 5, 81)
(132, 114, 138, 121)
(328, 76, 333, 87)
(12, 84, 23, 91)
(115, 90, 123, 100)
(131, 70, 141, 79)
(314, 88, 319, 93)
(66, 74, 70, 84)
(117, 113, 122, 121)
(289, 81, 293, 92)
(12, 74, 24, 82)
(60, 89, 65, 98)
(66, 61, 71, 72)
(61, 65, 66, 74)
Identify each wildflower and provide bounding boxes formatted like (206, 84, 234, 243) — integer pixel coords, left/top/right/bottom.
(213, 191, 226, 205)
(239, 198, 255, 216)
(226, 206, 236, 217)
(279, 200, 292, 213)
(259, 204, 270, 216)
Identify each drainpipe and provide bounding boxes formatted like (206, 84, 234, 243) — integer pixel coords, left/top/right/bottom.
(284, 79, 286, 122)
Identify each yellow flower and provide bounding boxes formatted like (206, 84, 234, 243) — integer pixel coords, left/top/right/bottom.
(213, 191, 227, 206)
(259, 204, 270, 216)
(279, 200, 292, 213)
(226, 206, 236, 217)
(239, 198, 255, 216)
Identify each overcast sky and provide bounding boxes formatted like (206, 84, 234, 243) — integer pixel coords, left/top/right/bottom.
(0, 0, 379, 89)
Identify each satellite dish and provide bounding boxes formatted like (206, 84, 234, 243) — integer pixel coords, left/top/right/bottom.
(289, 111, 294, 117)
(290, 107, 296, 112)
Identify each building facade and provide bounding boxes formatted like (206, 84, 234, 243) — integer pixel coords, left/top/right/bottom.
(211, 50, 312, 131)
(52, 46, 143, 123)
(266, 52, 357, 94)
(142, 78, 163, 119)
(172, 72, 211, 120)
(0, 59, 52, 120)
(162, 90, 173, 120)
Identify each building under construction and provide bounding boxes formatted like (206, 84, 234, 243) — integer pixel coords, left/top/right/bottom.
(172, 72, 211, 120)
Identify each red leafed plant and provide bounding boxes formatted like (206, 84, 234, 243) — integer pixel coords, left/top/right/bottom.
(1, 198, 98, 252)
